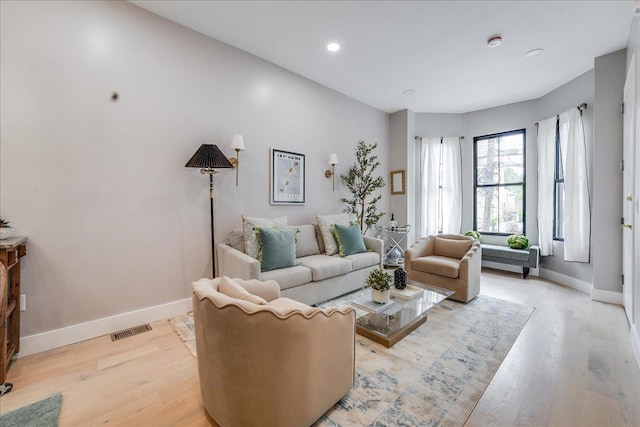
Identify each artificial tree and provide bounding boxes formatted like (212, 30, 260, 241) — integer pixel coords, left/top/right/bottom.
(340, 140, 385, 234)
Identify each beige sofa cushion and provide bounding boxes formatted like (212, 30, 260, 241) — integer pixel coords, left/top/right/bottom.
(298, 254, 352, 281)
(218, 276, 268, 305)
(261, 265, 313, 290)
(341, 251, 379, 271)
(433, 237, 472, 260)
(293, 224, 321, 258)
(316, 213, 355, 255)
(411, 255, 460, 279)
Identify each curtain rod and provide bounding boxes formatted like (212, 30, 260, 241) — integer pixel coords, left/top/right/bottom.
(535, 103, 587, 126)
(414, 136, 465, 141)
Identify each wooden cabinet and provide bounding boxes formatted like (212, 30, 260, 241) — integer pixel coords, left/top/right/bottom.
(0, 237, 27, 383)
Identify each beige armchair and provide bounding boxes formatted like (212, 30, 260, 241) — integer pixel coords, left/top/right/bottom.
(404, 234, 481, 303)
(192, 276, 355, 427)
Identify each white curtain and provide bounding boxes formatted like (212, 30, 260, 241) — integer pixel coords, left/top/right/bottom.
(559, 108, 591, 262)
(441, 137, 462, 234)
(420, 137, 462, 236)
(420, 137, 441, 236)
(537, 117, 557, 256)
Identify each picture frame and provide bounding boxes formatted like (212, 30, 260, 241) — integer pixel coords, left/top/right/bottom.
(270, 149, 306, 205)
(390, 170, 406, 195)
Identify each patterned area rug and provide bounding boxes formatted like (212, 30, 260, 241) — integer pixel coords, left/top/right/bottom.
(0, 393, 63, 427)
(170, 291, 533, 427)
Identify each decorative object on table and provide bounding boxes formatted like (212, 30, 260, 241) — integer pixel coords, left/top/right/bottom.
(390, 283, 424, 300)
(390, 169, 406, 195)
(228, 134, 246, 186)
(507, 234, 529, 249)
(270, 149, 305, 205)
(185, 144, 234, 277)
(324, 153, 339, 191)
(389, 213, 397, 230)
(366, 268, 392, 303)
(376, 224, 411, 267)
(341, 140, 385, 234)
(464, 229, 482, 242)
(350, 294, 395, 314)
(0, 218, 13, 240)
(394, 268, 407, 289)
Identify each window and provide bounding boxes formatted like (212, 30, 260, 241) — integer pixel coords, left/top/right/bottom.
(553, 121, 564, 240)
(473, 129, 526, 235)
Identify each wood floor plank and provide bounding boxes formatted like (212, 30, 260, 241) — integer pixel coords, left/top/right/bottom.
(1, 269, 638, 426)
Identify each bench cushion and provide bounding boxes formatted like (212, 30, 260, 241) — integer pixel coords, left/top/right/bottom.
(482, 244, 531, 261)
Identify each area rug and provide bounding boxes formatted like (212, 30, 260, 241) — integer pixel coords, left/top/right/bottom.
(170, 292, 533, 426)
(0, 393, 63, 427)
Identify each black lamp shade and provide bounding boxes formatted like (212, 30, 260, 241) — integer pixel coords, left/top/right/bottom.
(185, 144, 233, 169)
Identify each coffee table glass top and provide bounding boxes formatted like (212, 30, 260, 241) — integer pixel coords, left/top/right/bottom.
(354, 281, 454, 346)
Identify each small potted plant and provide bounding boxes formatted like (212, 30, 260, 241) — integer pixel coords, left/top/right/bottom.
(0, 218, 13, 240)
(366, 268, 393, 303)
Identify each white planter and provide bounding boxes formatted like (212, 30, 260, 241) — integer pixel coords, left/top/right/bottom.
(0, 228, 14, 240)
(371, 288, 390, 303)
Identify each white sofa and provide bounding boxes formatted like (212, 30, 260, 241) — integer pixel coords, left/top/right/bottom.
(217, 224, 383, 306)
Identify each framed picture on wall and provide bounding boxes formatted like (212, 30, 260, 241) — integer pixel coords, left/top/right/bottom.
(270, 149, 306, 205)
(390, 170, 406, 195)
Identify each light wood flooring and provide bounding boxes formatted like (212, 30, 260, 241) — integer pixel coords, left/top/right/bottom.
(1, 269, 638, 426)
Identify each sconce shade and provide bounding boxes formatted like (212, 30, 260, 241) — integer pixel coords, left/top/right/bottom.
(328, 153, 339, 166)
(185, 144, 234, 169)
(230, 134, 245, 151)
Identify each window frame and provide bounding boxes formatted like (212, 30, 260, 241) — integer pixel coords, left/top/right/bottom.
(553, 120, 565, 241)
(473, 128, 527, 236)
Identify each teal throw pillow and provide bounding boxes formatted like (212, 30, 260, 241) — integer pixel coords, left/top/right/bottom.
(256, 227, 298, 272)
(333, 223, 367, 256)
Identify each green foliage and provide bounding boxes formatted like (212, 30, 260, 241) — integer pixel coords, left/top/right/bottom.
(340, 140, 385, 234)
(507, 234, 529, 249)
(464, 230, 482, 242)
(0, 218, 10, 228)
(366, 268, 392, 291)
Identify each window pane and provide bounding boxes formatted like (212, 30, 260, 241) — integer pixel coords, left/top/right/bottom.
(476, 138, 500, 185)
(476, 185, 524, 234)
(554, 182, 564, 239)
(499, 134, 524, 183)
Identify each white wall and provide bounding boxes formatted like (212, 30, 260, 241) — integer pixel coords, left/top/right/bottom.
(0, 1, 389, 338)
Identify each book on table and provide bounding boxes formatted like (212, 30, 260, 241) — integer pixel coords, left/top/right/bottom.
(390, 284, 424, 300)
(351, 295, 395, 314)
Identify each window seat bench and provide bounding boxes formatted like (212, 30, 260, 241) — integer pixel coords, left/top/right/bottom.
(481, 244, 540, 279)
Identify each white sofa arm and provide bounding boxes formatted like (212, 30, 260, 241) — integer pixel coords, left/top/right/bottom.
(217, 243, 261, 280)
(363, 236, 384, 269)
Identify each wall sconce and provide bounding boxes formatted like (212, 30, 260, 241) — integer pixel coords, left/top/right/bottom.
(324, 153, 339, 191)
(228, 134, 245, 186)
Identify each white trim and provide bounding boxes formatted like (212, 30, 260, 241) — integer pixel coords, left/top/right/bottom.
(19, 297, 192, 357)
(538, 268, 591, 294)
(632, 324, 640, 372)
(591, 288, 624, 305)
(482, 261, 539, 277)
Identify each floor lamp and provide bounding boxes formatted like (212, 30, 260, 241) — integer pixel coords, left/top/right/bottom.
(185, 144, 233, 278)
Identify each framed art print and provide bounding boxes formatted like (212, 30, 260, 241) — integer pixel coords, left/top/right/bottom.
(270, 149, 305, 205)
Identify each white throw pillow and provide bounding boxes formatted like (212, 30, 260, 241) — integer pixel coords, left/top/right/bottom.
(316, 213, 356, 256)
(242, 215, 287, 259)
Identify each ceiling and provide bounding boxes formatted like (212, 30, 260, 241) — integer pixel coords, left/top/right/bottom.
(130, 1, 635, 114)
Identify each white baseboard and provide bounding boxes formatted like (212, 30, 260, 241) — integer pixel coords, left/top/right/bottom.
(538, 268, 592, 294)
(19, 297, 193, 358)
(632, 325, 640, 372)
(591, 288, 624, 305)
(482, 261, 539, 277)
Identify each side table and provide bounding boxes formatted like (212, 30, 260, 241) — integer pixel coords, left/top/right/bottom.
(0, 236, 27, 393)
(375, 225, 411, 267)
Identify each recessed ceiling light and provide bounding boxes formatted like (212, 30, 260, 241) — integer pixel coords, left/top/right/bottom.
(327, 42, 340, 52)
(403, 89, 415, 95)
(487, 36, 502, 48)
(525, 48, 544, 57)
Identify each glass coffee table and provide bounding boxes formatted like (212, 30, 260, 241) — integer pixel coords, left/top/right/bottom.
(354, 281, 454, 347)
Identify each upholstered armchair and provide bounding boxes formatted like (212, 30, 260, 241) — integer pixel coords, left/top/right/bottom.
(192, 276, 355, 427)
(404, 234, 481, 303)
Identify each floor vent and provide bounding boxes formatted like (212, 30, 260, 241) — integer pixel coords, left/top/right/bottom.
(110, 324, 152, 341)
